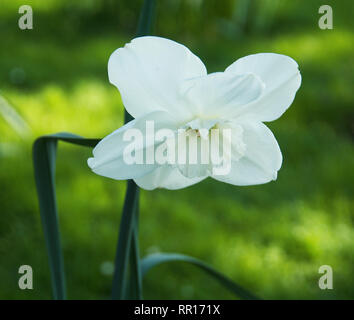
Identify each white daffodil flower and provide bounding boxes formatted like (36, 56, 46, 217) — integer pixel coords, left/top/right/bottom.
(88, 36, 301, 190)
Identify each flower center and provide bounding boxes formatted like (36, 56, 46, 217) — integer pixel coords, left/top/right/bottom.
(175, 118, 246, 178)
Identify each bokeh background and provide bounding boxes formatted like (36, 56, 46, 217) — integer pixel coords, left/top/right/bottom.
(1, 0, 353, 299)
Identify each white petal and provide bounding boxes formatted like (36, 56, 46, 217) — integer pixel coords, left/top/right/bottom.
(87, 111, 178, 180)
(108, 36, 207, 120)
(225, 53, 301, 121)
(182, 72, 264, 119)
(134, 166, 206, 190)
(212, 120, 282, 186)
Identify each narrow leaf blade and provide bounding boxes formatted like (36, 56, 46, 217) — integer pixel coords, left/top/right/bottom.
(141, 253, 260, 300)
(33, 133, 100, 299)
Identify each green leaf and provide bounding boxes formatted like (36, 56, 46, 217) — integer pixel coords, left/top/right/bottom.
(141, 253, 260, 300)
(33, 132, 100, 300)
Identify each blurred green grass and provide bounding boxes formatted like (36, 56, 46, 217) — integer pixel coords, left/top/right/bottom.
(0, 0, 353, 299)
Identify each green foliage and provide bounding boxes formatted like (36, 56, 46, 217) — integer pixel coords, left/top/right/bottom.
(0, 0, 353, 299)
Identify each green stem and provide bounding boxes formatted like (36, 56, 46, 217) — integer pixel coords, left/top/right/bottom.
(111, 0, 156, 300)
(136, 0, 156, 38)
(127, 196, 142, 299)
(111, 180, 140, 299)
